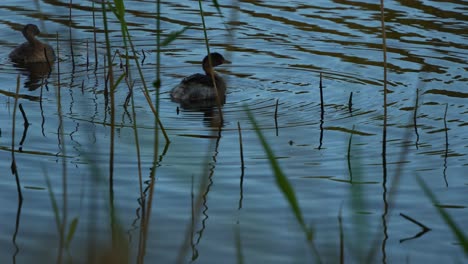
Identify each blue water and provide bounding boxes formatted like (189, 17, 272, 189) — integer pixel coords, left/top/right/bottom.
(0, 0, 467, 263)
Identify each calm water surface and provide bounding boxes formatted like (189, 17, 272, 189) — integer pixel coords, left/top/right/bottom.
(0, 0, 467, 263)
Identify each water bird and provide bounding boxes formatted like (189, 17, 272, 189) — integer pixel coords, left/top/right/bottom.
(9, 24, 56, 64)
(171, 52, 230, 102)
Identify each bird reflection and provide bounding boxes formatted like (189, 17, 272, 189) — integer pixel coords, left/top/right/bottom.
(177, 97, 225, 128)
(12, 62, 53, 91)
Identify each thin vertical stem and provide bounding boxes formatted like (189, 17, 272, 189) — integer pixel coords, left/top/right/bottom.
(274, 99, 279, 136)
(413, 88, 420, 148)
(237, 122, 245, 169)
(378, 2, 389, 263)
(92, 2, 98, 71)
(101, 0, 117, 249)
(318, 73, 324, 149)
(443, 103, 449, 186)
(69, 0, 75, 70)
(198, 0, 224, 121)
(237, 121, 245, 209)
(379, 0, 388, 155)
(138, 1, 162, 262)
(338, 206, 344, 264)
(101, 0, 115, 189)
(319, 72, 324, 114)
(55, 32, 67, 264)
(154, 0, 161, 160)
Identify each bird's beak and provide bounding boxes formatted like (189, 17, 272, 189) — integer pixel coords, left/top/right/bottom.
(223, 59, 231, 64)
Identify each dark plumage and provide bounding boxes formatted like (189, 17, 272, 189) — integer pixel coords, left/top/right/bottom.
(171, 53, 230, 102)
(9, 24, 56, 64)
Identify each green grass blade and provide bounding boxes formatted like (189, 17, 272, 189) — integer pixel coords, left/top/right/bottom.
(211, 0, 223, 16)
(161, 27, 189, 47)
(245, 106, 312, 240)
(113, 0, 125, 18)
(113, 72, 126, 92)
(108, 1, 128, 47)
(235, 224, 244, 264)
(44, 171, 61, 233)
(65, 217, 79, 249)
(416, 175, 468, 255)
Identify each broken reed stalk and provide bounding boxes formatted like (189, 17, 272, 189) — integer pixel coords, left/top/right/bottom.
(400, 213, 431, 231)
(347, 125, 354, 182)
(274, 99, 279, 136)
(18, 104, 29, 128)
(348, 92, 353, 113)
(18, 104, 29, 152)
(274, 99, 279, 120)
(237, 121, 245, 169)
(11, 75, 23, 202)
(237, 121, 245, 210)
(318, 73, 324, 149)
(86, 39, 89, 70)
(443, 104, 449, 178)
(319, 72, 324, 115)
(141, 49, 146, 64)
(413, 88, 419, 148)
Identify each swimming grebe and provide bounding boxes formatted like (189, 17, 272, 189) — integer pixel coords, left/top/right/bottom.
(171, 52, 230, 102)
(9, 24, 56, 64)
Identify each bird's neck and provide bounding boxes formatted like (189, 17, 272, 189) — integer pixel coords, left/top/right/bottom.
(24, 33, 40, 46)
(203, 65, 215, 76)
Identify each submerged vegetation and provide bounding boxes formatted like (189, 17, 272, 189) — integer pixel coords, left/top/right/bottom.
(4, 0, 467, 263)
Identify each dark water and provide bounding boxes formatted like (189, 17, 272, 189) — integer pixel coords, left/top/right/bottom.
(0, 0, 467, 263)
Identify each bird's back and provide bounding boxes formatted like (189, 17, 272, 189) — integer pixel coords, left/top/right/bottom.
(171, 73, 226, 102)
(10, 42, 55, 64)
